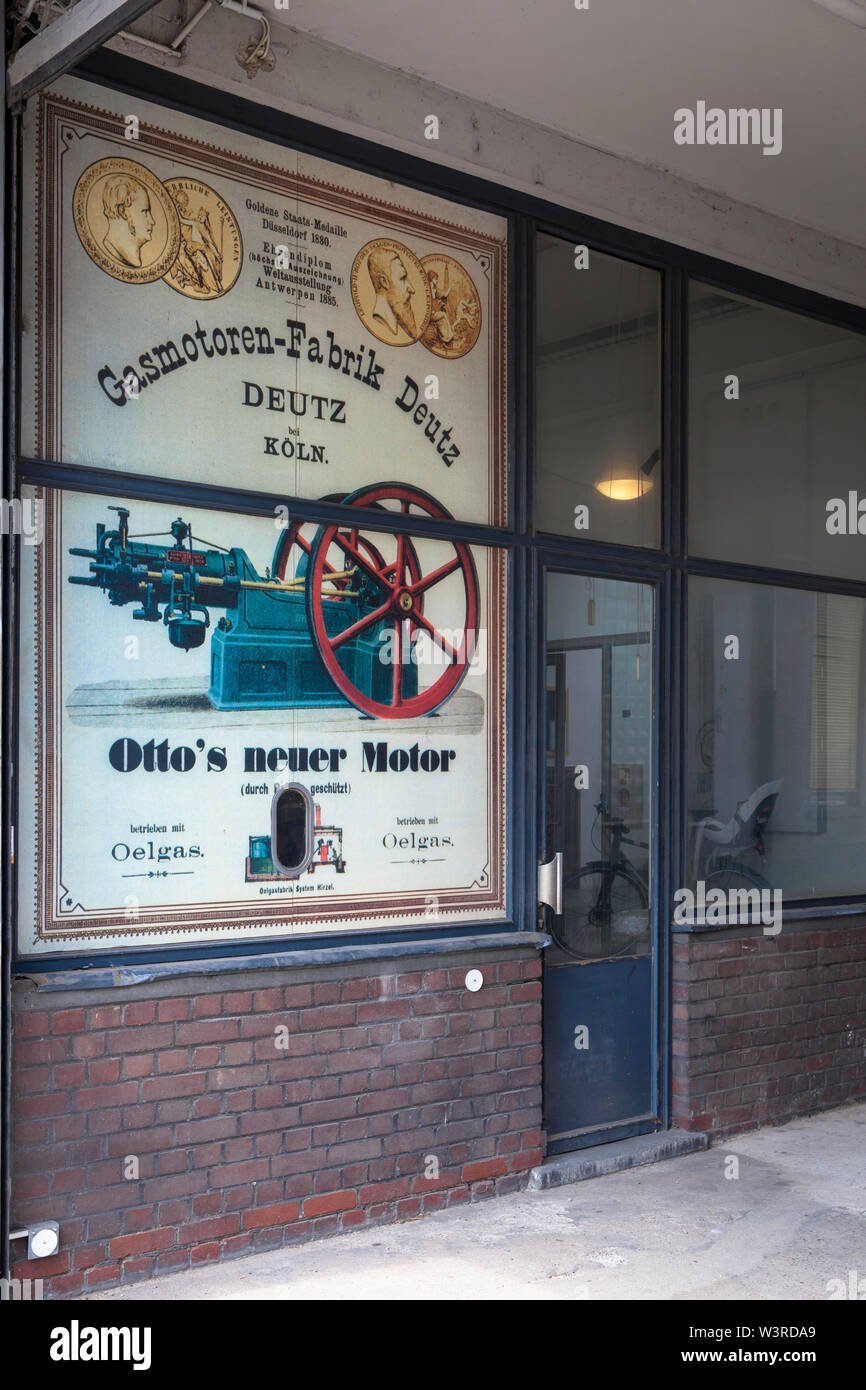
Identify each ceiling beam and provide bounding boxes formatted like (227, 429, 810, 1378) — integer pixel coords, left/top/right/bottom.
(7, 0, 157, 108)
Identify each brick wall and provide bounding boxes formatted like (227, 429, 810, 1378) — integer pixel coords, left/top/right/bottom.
(672, 918, 866, 1135)
(11, 945, 543, 1298)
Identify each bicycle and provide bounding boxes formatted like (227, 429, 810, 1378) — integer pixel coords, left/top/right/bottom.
(550, 784, 779, 960)
(550, 797, 650, 960)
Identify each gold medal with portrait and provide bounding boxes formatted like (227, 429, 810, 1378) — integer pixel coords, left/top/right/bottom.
(162, 177, 243, 300)
(350, 238, 432, 347)
(420, 254, 482, 359)
(72, 158, 181, 284)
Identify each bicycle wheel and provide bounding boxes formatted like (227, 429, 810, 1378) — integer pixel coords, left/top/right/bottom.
(552, 862, 650, 961)
(703, 864, 774, 926)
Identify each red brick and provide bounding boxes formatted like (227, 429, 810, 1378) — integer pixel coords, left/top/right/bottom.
(301, 1004, 357, 1029)
(157, 1049, 190, 1074)
(141, 1072, 206, 1101)
(192, 995, 222, 1018)
(89, 1058, 122, 1085)
(176, 1018, 240, 1045)
(155, 1248, 189, 1274)
(16, 1038, 68, 1065)
(242, 1201, 301, 1230)
(88, 1006, 123, 1029)
(16, 1174, 50, 1199)
(209, 1065, 269, 1090)
(222, 1233, 255, 1258)
(107, 1025, 174, 1054)
(357, 999, 410, 1022)
(312, 982, 342, 1005)
(53, 1009, 87, 1034)
(462, 1157, 508, 1183)
(341, 979, 369, 1001)
(222, 991, 253, 1013)
(509, 1148, 542, 1173)
(124, 1002, 156, 1025)
(15, 1011, 52, 1038)
(158, 999, 191, 1022)
(15, 1065, 53, 1094)
(210, 1160, 270, 1188)
(158, 1200, 190, 1225)
(191, 1242, 220, 1265)
(283, 985, 314, 1007)
(254, 989, 283, 1011)
(303, 1190, 357, 1218)
(50, 1271, 88, 1297)
(359, 1177, 412, 1205)
(13, 1250, 69, 1280)
(182, 1215, 240, 1243)
(71, 1081, 140, 1110)
(109, 1228, 177, 1259)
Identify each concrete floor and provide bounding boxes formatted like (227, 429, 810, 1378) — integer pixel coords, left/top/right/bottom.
(89, 1104, 866, 1301)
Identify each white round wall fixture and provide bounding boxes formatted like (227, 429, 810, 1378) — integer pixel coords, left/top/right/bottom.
(29, 1223, 60, 1259)
(465, 969, 483, 992)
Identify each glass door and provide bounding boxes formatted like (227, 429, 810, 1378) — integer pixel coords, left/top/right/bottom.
(541, 568, 659, 1152)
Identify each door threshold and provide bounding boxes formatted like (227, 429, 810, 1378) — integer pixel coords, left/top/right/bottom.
(549, 1112, 657, 1144)
(527, 1128, 709, 1191)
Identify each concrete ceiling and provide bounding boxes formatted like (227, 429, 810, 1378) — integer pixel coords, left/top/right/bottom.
(269, 0, 866, 250)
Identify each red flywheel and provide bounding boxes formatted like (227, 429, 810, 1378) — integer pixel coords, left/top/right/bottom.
(306, 483, 480, 719)
(272, 495, 389, 594)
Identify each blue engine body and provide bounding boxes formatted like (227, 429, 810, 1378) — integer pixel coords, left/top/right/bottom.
(68, 507, 417, 712)
(208, 551, 403, 710)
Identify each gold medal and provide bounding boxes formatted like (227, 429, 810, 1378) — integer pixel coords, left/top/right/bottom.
(419, 254, 482, 359)
(350, 238, 431, 346)
(162, 177, 243, 300)
(72, 157, 181, 284)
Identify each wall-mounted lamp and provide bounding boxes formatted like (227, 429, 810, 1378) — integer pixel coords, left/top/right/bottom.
(595, 447, 660, 501)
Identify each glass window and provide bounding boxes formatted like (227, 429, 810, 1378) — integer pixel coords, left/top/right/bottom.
(536, 234, 662, 546)
(689, 283, 866, 581)
(689, 575, 866, 900)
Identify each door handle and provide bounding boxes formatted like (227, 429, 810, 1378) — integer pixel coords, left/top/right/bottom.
(537, 851, 563, 916)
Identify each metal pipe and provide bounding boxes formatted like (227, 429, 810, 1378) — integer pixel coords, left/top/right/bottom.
(115, 30, 185, 57)
(137, 568, 357, 592)
(171, 0, 212, 48)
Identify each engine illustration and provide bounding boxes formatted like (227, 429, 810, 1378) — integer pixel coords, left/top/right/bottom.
(67, 484, 479, 719)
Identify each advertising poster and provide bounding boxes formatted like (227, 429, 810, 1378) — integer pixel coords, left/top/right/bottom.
(16, 79, 509, 955)
(21, 77, 507, 528)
